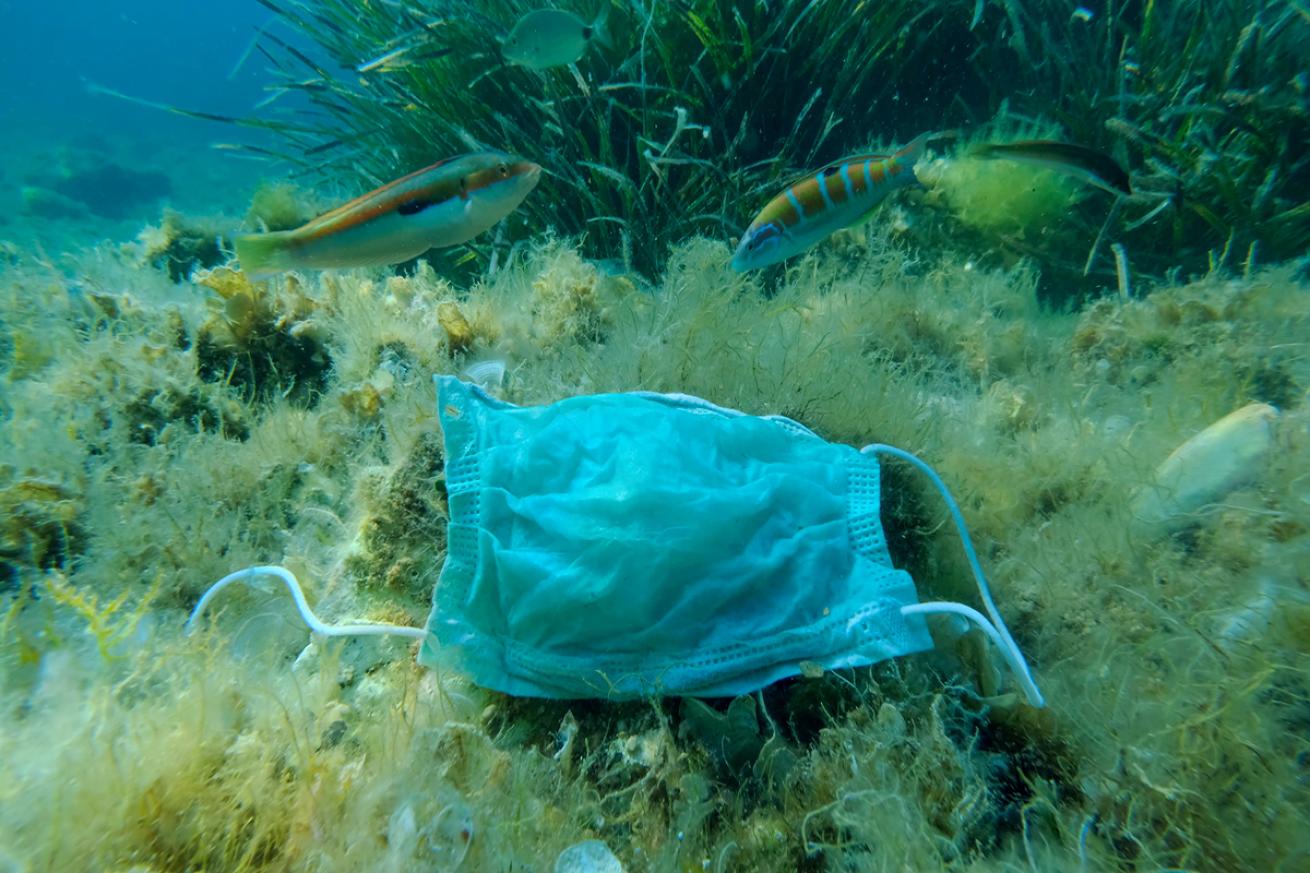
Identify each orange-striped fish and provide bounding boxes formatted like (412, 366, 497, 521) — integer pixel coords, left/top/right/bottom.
(732, 132, 948, 271)
(235, 151, 541, 280)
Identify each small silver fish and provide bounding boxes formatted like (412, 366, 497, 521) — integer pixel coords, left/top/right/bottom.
(501, 8, 608, 70)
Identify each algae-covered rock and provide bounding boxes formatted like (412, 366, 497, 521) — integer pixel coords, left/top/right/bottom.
(22, 153, 171, 221)
(531, 247, 611, 345)
(245, 180, 315, 232)
(122, 383, 248, 445)
(51, 163, 171, 220)
(438, 300, 475, 353)
(135, 210, 228, 282)
(193, 266, 332, 405)
(3, 208, 1307, 873)
(344, 430, 445, 602)
(0, 473, 84, 581)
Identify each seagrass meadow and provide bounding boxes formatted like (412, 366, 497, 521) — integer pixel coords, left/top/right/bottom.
(241, 0, 1309, 290)
(2, 1, 1310, 871)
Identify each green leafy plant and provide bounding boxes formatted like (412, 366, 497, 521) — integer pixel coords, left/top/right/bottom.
(970, 0, 1310, 278)
(240, 0, 1307, 282)
(44, 571, 162, 661)
(242, 0, 974, 275)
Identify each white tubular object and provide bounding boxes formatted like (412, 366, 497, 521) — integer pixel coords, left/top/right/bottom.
(863, 444, 1046, 708)
(186, 564, 427, 641)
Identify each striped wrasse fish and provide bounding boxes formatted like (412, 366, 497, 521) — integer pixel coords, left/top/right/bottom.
(235, 151, 541, 280)
(732, 131, 948, 271)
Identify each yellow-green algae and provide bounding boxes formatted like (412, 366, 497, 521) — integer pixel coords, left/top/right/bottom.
(1, 224, 1308, 871)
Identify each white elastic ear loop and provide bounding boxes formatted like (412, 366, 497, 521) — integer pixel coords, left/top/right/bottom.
(186, 565, 427, 641)
(862, 445, 1046, 708)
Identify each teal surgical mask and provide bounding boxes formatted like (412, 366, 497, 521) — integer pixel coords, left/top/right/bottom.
(189, 377, 1044, 708)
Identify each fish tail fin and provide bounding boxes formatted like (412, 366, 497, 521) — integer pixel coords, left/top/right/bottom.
(235, 232, 296, 280)
(897, 129, 961, 161)
(590, 4, 612, 49)
(898, 130, 959, 186)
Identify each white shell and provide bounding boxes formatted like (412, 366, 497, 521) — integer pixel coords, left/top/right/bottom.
(555, 840, 623, 873)
(1130, 402, 1279, 534)
(463, 358, 507, 389)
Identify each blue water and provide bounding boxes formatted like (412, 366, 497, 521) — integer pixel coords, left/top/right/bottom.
(0, 0, 267, 142)
(0, 1, 285, 248)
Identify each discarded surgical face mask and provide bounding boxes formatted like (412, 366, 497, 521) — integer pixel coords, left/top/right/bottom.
(190, 377, 1044, 708)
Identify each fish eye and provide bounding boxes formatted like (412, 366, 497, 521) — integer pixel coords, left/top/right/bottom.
(499, 163, 509, 176)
